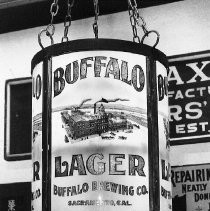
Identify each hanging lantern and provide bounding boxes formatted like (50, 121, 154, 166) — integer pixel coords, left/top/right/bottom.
(31, 0, 171, 211)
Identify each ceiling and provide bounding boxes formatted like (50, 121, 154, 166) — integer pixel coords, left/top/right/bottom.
(0, 0, 183, 34)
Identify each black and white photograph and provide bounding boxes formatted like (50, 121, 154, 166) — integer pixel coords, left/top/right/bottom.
(0, 0, 210, 211)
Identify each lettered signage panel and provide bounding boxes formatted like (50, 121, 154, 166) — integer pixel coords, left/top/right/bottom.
(172, 164, 210, 211)
(168, 52, 210, 144)
(51, 51, 149, 210)
(32, 62, 43, 211)
(157, 62, 172, 210)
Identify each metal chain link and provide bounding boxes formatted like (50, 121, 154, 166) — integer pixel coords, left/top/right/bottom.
(62, 0, 74, 42)
(38, 0, 59, 49)
(127, 0, 160, 47)
(93, 0, 99, 39)
(128, 5, 140, 43)
(47, 0, 59, 37)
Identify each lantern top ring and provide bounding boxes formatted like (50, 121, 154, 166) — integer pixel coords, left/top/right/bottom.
(141, 30, 160, 48)
(32, 39, 168, 72)
(38, 29, 54, 49)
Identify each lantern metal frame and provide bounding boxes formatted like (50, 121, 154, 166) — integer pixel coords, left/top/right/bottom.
(32, 38, 169, 211)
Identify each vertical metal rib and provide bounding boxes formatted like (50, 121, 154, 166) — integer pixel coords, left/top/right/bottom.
(147, 56, 160, 211)
(42, 57, 52, 211)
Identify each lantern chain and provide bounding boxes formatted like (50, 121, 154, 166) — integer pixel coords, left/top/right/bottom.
(127, 0, 160, 47)
(93, 0, 99, 39)
(62, 0, 74, 42)
(47, 0, 59, 37)
(38, 0, 59, 49)
(128, 6, 140, 43)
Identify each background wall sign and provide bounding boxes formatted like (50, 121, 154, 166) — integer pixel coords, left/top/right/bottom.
(31, 39, 171, 211)
(172, 164, 210, 211)
(0, 182, 31, 211)
(4, 77, 32, 161)
(168, 51, 210, 145)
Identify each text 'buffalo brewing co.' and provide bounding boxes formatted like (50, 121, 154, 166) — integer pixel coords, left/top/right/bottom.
(32, 56, 168, 101)
(53, 182, 148, 198)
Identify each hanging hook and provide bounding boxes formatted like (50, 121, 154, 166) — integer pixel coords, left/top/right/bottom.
(46, 24, 55, 37)
(127, 0, 160, 47)
(38, 0, 59, 49)
(141, 30, 160, 48)
(38, 29, 54, 50)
